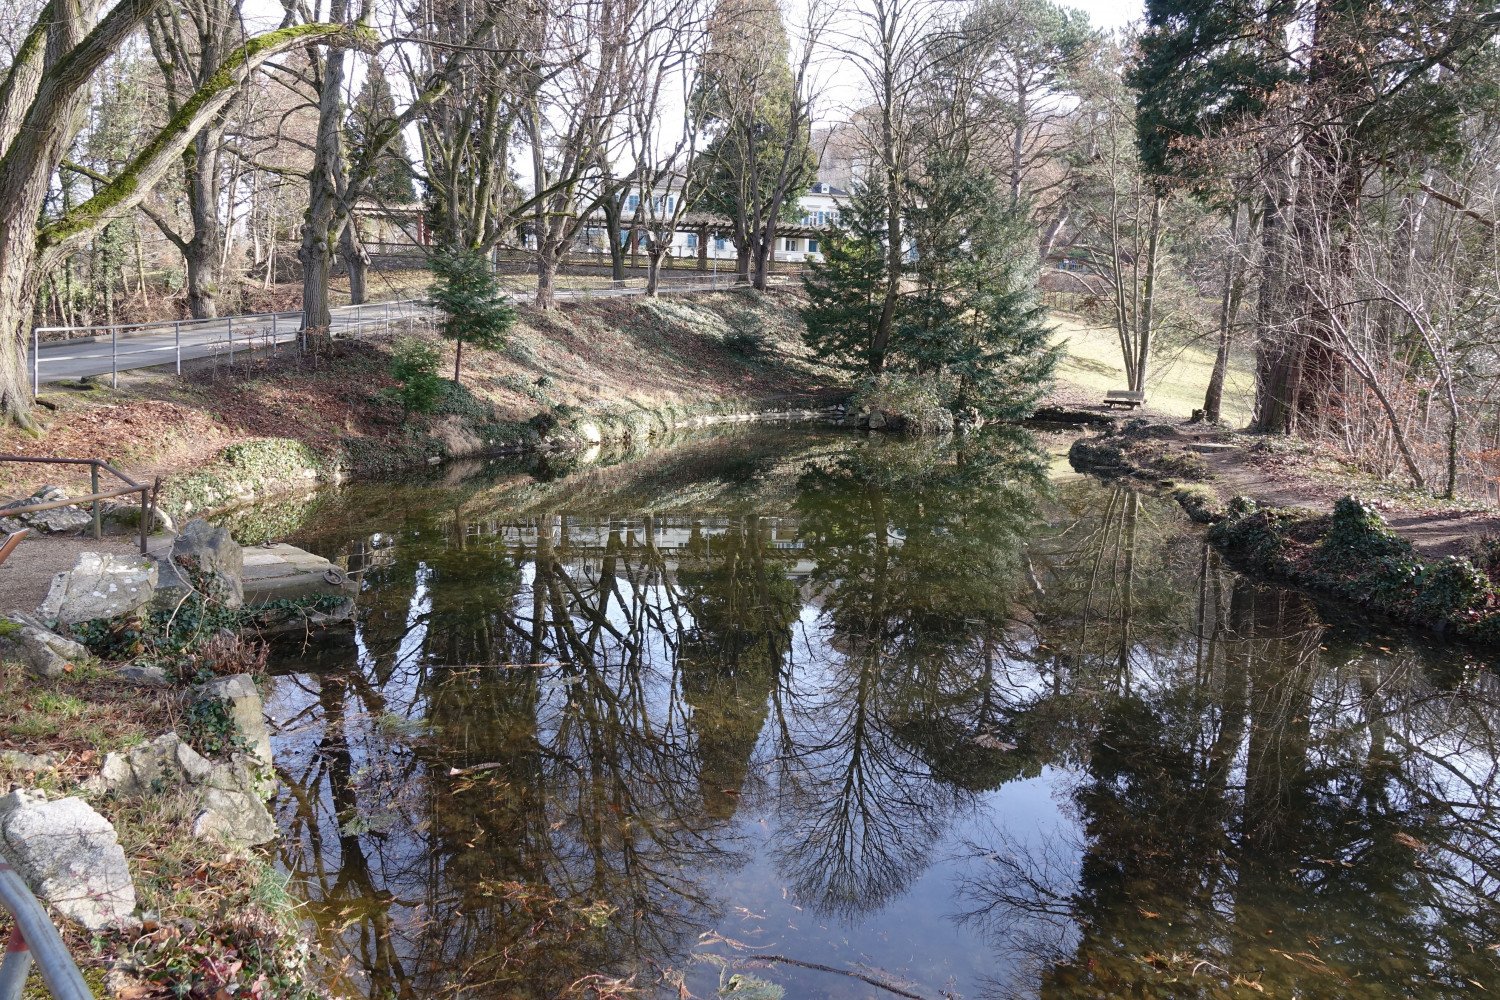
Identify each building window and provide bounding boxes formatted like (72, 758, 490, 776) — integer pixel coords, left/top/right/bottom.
(626, 194, 639, 210)
(807, 239, 819, 254)
(686, 232, 698, 249)
(714, 236, 727, 251)
(784, 238, 799, 252)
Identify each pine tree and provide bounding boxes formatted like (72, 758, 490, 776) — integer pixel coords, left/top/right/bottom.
(902, 154, 1058, 420)
(799, 182, 890, 372)
(428, 248, 516, 384)
(347, 62, 417, 204)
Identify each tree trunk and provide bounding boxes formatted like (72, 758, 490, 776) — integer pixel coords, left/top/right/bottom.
(535, 248, 558, 310)
(182, 131, 223, 319)
(300, 7, 349, 334)
(646, 248, 664, 296)
(1133, 195, 1162, 395)
(604, 199, 626, 281)
(735, 242, 751, 284)
(1204, 205, 1250, 424)
(184, 236, 220, 319)
(0, 243, 40, 427)
(340, 219, 367, 305)
(453, 336, 463, 384)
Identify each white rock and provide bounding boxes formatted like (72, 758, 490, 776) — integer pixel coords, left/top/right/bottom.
(37, 553, 157, 626)
(0, 790, 136, 929)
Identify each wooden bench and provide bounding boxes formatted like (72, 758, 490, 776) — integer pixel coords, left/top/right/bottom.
(1104, 390, 1145, 410)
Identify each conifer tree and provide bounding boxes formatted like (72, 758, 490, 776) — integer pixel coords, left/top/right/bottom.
(347, 62, 417, 204)
(903, 154, 1057, 419)
(428, 248, 516, 384)
(799, 182, 891, 372)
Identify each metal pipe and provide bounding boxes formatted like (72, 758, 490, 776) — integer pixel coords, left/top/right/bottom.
(111, 325, 118, 389)
(138, 480, 149, 554)
(0, 865, 94, 1000)
(91, 465, 100, 540)
(174, 320, 181, 376)
(31, 326, 38, 397)
(227, 315, 234, 366)
(0, 928, 34, 1000)
(0, 484, 146, 519)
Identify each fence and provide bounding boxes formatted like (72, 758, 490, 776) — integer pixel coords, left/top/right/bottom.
(31, 299, 434, 392)
(0, 862, 93, 1000)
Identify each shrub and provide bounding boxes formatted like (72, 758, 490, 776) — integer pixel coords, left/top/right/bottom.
(1315, 496, 1411, 574)
(389, 337, 443, 414)
(1414, 557, 1494, 620)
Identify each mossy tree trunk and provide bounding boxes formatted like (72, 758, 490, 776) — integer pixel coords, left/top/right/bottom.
(299, 0, 350, 335)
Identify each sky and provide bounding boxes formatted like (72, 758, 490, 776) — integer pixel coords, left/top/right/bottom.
(1063, 0, 1142, 31)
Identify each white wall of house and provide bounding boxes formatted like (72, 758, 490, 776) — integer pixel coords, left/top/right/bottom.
(574, 183, 846, 263)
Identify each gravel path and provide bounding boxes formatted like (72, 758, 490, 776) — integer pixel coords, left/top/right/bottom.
(0, 534, 152, 615)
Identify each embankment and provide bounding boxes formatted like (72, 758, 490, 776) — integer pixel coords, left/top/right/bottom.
(2, 290, 845, 517)
(1065, 418, 1500, 648)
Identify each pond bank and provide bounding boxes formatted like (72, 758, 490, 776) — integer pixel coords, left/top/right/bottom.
(0, 291, 846, 521)
(1066, 418, 1500, 648)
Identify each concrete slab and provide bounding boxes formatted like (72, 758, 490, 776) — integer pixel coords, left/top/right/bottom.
(241, 543, 357, 604)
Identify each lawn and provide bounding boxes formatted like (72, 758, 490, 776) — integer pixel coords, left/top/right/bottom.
(1051, 313, 1257, 427)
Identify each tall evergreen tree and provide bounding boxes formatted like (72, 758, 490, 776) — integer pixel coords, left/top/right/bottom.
(902, 154, 1058, 419)
(801, 157, 1057, 419)
(799, 182, 891, 372)
(347, 62, 417, 204)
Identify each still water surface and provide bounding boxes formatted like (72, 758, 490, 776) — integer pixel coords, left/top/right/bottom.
(257, 428, 1500, 999)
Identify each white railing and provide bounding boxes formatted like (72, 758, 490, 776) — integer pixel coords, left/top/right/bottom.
(31, 299, 434, 392)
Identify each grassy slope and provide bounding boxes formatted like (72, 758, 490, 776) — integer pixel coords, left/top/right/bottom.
(1052, 314, 1256, 426)
(0, 291, 840, 498)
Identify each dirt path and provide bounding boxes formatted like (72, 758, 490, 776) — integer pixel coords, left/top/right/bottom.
(0, 534, 147, 615)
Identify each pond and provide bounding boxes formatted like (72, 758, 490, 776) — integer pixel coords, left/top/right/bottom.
(257, 426, 1500, 999)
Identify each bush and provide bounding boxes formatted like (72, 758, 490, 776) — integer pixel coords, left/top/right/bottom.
(849, 372, 953, 434)
(1414, 557, 1494, 620)
(389, 337, 443, 414)
(1315, 496, 1411, 574)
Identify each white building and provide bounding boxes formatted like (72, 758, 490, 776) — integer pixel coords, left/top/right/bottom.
(573, 181, 848, 265)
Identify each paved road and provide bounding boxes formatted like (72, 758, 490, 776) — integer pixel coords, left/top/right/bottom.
(30, 279, 743, 386)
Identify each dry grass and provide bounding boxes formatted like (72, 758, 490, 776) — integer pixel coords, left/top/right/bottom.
(1052, 314, 1257, 426)
(0, 660, 177, 788)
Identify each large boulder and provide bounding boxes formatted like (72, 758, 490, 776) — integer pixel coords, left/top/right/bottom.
(0, 485, 93, 535)
(0, 610, 91, 678)
(155, 518, 243, 609)
(0, 790, 136, 929)
(90, 734, 276, 847)
(37, 553, 157, 627)
(195, 673, 273, 775)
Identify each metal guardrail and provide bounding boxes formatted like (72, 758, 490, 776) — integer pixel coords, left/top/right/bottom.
(31, 299, 432, 391)
(0, 456, 157, 554)
(0, 862, 93, 1000)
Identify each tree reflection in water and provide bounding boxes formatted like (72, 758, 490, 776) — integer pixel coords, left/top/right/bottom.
(265, 429, 1500, 999)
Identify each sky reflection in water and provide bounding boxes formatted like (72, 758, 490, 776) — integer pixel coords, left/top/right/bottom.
(257, 428, 1500, 999)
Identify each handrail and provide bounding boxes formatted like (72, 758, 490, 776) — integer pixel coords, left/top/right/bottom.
(0, 456, 157, 554)
(0, 862, 94, 1000)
